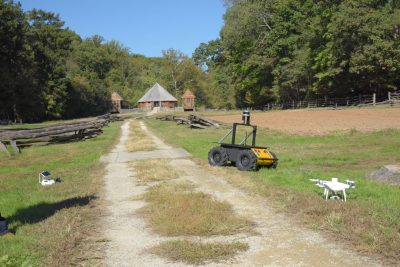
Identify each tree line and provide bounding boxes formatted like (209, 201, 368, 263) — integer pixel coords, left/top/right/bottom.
(2, 0, 400, 121)
(194, 0, 400, 109)
(0, 0, 210, 122)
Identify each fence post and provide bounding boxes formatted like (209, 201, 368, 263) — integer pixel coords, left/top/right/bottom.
(373, 93, 376, 106)
(292, 100, 295, 109)
(388, 92, 391, 101)
(346, 97, 349, 106)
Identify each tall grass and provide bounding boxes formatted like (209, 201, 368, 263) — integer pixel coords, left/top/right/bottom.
(146, 117, 400, 264)
(0, 121, 121, 266)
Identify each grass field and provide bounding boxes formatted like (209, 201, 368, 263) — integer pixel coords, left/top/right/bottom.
(0, 121, 121, 266)
(146, 117, 400, 264)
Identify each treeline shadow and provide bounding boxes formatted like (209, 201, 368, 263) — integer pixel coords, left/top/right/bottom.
(7, 195, 96, 231)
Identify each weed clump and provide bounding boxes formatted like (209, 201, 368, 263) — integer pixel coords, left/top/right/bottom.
(130, 159, 180, 185)
(152, 240, 249, 265)
(127, 120, 156, 152)
(141, 182, 252, 236)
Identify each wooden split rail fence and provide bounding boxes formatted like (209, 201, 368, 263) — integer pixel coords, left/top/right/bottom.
(261, 91, 400, 111)
(0, 114, 119, 155)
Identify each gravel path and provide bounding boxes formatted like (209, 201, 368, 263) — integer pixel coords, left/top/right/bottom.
(101, 120, 383, 266)
(102, 121, 184, 266)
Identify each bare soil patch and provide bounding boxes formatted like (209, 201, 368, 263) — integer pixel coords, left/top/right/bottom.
(209, 107, 400, 135)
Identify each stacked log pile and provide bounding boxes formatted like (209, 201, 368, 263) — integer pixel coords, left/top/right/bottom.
(156, 114, 221, 129)
(0, 114, 119, 155)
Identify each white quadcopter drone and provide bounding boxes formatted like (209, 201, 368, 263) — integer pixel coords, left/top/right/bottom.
(310, 177, 356, 202)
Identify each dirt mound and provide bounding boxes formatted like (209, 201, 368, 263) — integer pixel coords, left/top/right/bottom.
(209, 108, 400, 135)
(367, 165, 400, 185)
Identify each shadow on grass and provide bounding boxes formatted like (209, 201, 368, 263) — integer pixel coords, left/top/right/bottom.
(7, 195, 96, 231)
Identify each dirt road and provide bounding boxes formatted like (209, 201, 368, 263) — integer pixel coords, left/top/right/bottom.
(100, 120, 382, 266)
(210, 108, 400, 135)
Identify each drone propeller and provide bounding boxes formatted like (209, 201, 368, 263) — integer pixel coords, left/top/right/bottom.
(345, 180, 356, 188)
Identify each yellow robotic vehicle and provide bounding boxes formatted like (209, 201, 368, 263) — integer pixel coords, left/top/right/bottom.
(208, 111, 278, 171)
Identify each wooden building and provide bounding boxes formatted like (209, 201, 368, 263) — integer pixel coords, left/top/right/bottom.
(181, 90, 195, 111)
(111, 92, 123, 113)
(111, 92, 130, 113)
(138, 83, 177, 109)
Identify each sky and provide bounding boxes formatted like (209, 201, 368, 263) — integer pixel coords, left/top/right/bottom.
(17, 0, 226, 57)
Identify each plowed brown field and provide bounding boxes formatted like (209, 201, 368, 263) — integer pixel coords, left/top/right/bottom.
(209, 107, 400, 135)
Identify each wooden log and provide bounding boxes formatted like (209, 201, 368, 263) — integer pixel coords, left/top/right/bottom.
(196, 117, 219, 127)
(1, 119, 106, 134)
(0, 114, 114, 153)
(16, 128, 103, 146)
(10, 140, 19, 154)
(176, 118, 190, 124)
(189, 123, 208, 129)
(187, 115, 219, 128)
(0, 122, 106, 141)
(0, 118, 108, 136)
(172, 116, 188, 122)
(0, 142, 10, 156)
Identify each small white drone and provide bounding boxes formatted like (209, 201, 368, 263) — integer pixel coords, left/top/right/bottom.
(310, 177, 356, 202)
(39, 171, 61, 186)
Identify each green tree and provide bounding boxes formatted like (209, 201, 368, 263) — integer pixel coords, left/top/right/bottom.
(27, 9, 78, 119)
(0, 0, 34, 121)
(202, 0, 400, 108)
(313, 0, 400, 97)
(162, 48, 188, 99)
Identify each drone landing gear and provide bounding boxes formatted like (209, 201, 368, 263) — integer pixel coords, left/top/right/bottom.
(330, 193, 341, 200)
(324, 188, 347, 201)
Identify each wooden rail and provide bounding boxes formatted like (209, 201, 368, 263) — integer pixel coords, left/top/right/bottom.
(0, 114, 119, 155)
(156, 114, 221, 129)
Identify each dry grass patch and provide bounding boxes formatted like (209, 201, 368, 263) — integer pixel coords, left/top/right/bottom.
(0, 122, 121, 266)
(192, 158, 272, 198)
(195, 159, 400, 264)
(130, 159, 180, 185)
(152, 239, 248, 265)
(141, 182, 252, 236)
(127, 119, 156, 152)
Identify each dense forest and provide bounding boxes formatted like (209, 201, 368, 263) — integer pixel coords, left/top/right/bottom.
(194, 0, 400, 108)
(0, 0, 210, 122)
(1, 0, 400, 121)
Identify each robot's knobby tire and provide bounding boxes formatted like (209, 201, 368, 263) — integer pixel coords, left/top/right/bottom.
(208, 147, 229, 166)
(236, 149, 257, 171)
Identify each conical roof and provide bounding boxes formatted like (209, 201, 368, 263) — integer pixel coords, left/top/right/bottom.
(138, 83, 177, 103)
(111, 92, 122, 101)
(181, 90, 195, 99)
